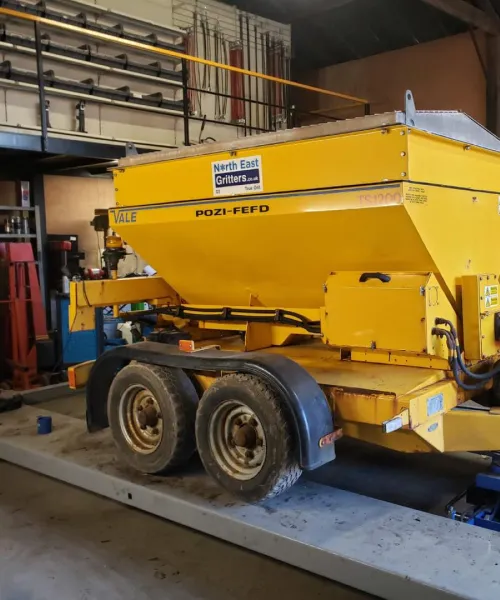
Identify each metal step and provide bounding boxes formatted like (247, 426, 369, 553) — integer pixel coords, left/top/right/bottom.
(0, 405, 499, 600)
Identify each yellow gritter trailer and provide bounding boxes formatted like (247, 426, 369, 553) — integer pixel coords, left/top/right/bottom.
(69, 92, 500, 501)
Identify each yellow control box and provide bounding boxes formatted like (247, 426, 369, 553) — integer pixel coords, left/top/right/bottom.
(462, 274, 500, 360)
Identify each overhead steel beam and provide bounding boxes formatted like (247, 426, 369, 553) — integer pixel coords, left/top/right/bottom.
(420, 0, 500, 34)
(476, 0, 500, 21)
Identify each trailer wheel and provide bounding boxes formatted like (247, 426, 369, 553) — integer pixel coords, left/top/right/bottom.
(196, 373, 302, 502)
(108, 362, 198, 474)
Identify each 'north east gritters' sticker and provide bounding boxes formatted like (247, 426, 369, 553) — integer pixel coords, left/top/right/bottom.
(212, 156, 263, 197)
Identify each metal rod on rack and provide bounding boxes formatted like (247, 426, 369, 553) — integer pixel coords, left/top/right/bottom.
(0, 7, 369, 104)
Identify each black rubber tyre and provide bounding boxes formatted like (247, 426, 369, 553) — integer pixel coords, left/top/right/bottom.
(108, 362, 198, 474)
(196, 373, 302, 502)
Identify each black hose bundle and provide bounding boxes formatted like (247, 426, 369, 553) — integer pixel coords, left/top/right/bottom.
(433, 318, 500, 390)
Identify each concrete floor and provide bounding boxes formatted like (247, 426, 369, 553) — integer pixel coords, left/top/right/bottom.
(0, 390, 491, 600)
(0, 461, 370, 600)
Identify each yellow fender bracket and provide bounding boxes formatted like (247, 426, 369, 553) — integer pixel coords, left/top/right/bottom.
(69, 276, 180, 332)
(68, 360, 95, 389)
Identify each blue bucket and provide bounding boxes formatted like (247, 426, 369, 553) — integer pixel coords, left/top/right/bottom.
(37, 416, 52, 435)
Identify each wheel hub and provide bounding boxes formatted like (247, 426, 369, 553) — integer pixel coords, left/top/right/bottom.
(137, 404, 160, 429)
(208, 400, 267, 481)
(118, 385, 164, 454)
(233, 424, 258, 449)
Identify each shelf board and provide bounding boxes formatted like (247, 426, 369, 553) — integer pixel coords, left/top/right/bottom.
(0, 205, 34, 211)
(0, 233, 36, 238)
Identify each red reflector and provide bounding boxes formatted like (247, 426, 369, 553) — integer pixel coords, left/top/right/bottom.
(179, 340, 195, 353)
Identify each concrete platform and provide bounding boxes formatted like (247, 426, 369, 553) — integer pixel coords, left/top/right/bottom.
(0, 405, 499, 600)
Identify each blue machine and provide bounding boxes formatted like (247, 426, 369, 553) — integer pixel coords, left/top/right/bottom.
(448, 460, 500, 532)
(56, 295, 103, 366)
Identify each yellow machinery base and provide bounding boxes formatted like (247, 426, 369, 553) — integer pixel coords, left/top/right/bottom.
(70, 336, 500, 456)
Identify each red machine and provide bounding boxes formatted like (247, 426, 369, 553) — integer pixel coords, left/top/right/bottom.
(0, 242, 48, 390)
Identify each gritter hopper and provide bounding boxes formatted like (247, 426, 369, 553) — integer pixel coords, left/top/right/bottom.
(111, 91, 500, 312)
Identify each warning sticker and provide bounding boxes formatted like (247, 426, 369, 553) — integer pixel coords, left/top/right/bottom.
(212, 155, 263, 197)
(485, 285, 499, 309)
(405, 185, 428, 205)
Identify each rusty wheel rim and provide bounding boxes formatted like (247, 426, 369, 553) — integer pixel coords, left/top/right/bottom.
(208, 400, 266, 481)
(118, 384, 163, 454)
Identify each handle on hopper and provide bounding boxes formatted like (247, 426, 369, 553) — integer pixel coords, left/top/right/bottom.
(359, 272, 391, 283)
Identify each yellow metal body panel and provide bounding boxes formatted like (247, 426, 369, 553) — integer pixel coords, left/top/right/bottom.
(69, 276, 180, 331)
(110, 185, 437, 308)
(114, 127, 409, 206)
(407, 128, 500, 194)
(349, 348, 450, 369)
(462, 274, 500, 360)
(322, 272, 455, 358)
(403, 183, 500, 305)
(443, 409, 500, 452)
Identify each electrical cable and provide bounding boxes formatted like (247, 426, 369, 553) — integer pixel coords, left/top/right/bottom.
(51, 282, 82, 373)
(82, 277, 91, 307)
(197, 114, 216, 143)
(95, 230, 102, 269)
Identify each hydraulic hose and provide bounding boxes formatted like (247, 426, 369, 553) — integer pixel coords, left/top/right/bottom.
(435, 318, 500, 381)
(122, 305, 322, 334)
(433, 326, 494, 391)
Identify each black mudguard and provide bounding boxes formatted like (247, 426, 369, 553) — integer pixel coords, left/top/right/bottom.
(86, 341, 335, 471)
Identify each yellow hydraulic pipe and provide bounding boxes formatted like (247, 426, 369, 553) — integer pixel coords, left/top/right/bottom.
(0, 7, 369, 105)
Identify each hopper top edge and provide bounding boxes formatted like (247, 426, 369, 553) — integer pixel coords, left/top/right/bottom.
(117, 91, 500, 169)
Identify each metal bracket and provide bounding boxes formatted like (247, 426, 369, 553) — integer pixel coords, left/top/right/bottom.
(76, 100, 86, 133)
(125, 142, 138, 156)
(44, 99, 52, 129)
(404, 90, 417, 127)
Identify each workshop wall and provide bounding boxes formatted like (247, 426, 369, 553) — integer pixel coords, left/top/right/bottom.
(298, 33, 485, 125)
(0, 0, 291, 150)
(44, 174, 142, 275)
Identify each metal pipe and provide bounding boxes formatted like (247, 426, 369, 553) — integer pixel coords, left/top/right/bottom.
(246, 14, 252, 135)
(238, 13, 247, 135)
(187, 85, 284, 111)
(0, 7, 369, 104)
(266, 33, 273, 131)
(261, 32, 267, 130)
